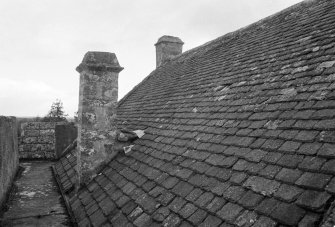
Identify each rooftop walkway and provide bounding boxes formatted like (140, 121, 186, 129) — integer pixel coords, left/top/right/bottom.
(0, 161, 71, 227)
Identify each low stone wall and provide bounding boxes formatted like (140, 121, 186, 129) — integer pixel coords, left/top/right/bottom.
(0, 116, 19, 207)
(19, 122, 77, 160)
(19, 122, 56, 159)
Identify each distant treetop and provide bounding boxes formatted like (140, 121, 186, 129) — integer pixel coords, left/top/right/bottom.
(43, 99, 68, 122)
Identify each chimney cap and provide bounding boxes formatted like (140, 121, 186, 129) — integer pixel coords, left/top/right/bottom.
(76, 51, 123, 73)
(155, 35, 184, 46)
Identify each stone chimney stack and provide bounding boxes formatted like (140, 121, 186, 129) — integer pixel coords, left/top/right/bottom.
(76, 51, 123, 186)
(155, 35, 184, 67)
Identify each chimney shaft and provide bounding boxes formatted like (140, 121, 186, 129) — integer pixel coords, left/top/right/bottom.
(155, 35, 184, 67)
(76, 51, 123, 187)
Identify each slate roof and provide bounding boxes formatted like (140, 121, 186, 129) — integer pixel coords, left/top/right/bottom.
(54, 0, 335, 226)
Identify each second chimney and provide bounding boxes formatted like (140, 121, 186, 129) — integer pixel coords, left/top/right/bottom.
(155, 35, 184, 67)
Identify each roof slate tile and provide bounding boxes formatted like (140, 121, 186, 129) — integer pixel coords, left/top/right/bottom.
(199, 215, 222, 227)
(299, 156, 326, 172)
(270, 202, 305, 226)
(179, 203, 197, 219)
(277, 154, 304, 168)
(223, 185, 246, 202)
(275, 167, 302, 184)
(188, 209, 208, 225)
(251, 216, 277, 227)
(217, 202, 243, 223)
(296, 172, 331, 190)
(296, 190, 331, 210)
(238, 190, 264, 209)
(206, 197, 226, 213)
(234, 210, 258, 227)
(133, 213, 152, 227)
(163, 214, 181, 227)
(298, 213, 320, 227)
(273, 184, 303, 203)
(243, 176, 280, 196)
(172, 181, 194, 197)
(318, 143, 335, 158)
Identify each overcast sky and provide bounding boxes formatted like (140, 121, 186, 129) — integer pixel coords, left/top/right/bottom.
(0, 0, 302, 117)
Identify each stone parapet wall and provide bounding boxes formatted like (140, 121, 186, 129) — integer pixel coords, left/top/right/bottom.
(0, 116, 19, 207)
(19, 122, 56, 159)
(19, 122, 77, 160)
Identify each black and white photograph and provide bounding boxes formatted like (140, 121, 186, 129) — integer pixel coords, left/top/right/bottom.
(0, 0, 334, 226)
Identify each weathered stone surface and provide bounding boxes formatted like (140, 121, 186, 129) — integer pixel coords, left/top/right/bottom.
(19, 122, 76, 160)
(0, 162, 70, 226)
(217, 202, 243, 222)
(77, 51, 123, 185)
(155, 36, 183, 67)
(19, 122, 56, 159)
(296, 190, 331, 210)
(0, 116, 19, 208)
(271, 203, 305, 225)
(243, 176, 280, 196)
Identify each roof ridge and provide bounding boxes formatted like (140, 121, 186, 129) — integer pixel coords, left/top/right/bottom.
(173, 0, 316, 62)
(118, 0, 317, 107)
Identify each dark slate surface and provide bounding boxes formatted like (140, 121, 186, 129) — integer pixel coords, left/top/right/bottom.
(54, 149, 77, 194)
(55, 0, 335, 226)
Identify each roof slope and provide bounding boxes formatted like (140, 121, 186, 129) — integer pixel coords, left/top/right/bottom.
(55, 0, 335, 226)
